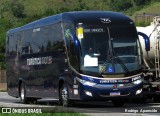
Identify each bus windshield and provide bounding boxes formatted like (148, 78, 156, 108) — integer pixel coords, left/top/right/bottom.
(78, 25, 141, 75)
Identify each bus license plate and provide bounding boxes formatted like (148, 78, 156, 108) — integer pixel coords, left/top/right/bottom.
(110, 92, 120, 96)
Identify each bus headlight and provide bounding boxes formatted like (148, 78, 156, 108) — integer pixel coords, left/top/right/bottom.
(84, 81, 96, 86)
(132, 79, 142, 85)
(77, 77, 96, 86)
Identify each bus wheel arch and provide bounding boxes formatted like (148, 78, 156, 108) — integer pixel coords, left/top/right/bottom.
(18, 80, 22, 97)
(59, 79, 72, 107)
(19, 81, 29, 104)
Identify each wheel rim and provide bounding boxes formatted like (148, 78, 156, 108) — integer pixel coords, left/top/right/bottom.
(20, 86, 25, 101)
(61, 86, 68, 106)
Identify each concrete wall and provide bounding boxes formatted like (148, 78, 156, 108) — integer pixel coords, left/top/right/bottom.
(0, 70, 7, 91)
(0, 70, 6, 83)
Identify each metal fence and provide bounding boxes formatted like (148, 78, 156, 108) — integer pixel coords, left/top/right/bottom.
(134, 13, 160, 23)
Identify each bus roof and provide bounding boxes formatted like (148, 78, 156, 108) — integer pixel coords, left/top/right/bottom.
(63, 11, 132, 24)
(7, 13, 63, 34)
(7, 11, 132, 34)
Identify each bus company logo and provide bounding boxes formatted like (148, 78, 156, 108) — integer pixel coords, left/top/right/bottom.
(100, 18, 111, 23)
(113, 84, 117, 89)
(27, 56, 52, 66)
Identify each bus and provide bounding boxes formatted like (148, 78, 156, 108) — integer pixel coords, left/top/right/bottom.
(6, 11, 149, 107)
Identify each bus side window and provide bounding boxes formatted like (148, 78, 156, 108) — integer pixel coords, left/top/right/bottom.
(15, 34, 22, 55)
(49, 23, 64, 53)
(9, 34, 17, 55)
(22, 43, 33, 54)
(67, 34, 79, 71)
(6, 36, 10, 55)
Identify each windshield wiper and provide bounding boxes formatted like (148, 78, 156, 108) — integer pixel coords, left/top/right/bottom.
(113, 55, 129, 73)
(99, 27, 129, 75)
(98, 55, 129, 76)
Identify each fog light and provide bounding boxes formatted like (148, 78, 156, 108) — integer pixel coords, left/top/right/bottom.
(136, 89, 142, 95)
(85, 90, 92, 97)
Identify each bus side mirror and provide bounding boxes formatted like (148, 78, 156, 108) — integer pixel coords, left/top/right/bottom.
(73, 34, 82, 54)
(73, 34, 79, 47)
(138, 32, 150, 51)
(68, 32, 81, 52)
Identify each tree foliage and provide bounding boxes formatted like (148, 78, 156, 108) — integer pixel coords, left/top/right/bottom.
(109, 0, 133, 11)
(11, 2, 26, 18)
(0, 0, 158, 69)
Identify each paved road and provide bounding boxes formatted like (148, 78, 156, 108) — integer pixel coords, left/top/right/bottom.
(0, 92, 160, 116)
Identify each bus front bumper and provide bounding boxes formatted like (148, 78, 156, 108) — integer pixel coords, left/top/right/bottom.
(74, 77, 143, 101)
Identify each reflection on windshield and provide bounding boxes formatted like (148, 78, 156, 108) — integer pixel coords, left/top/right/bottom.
(79, 25, 141, 74)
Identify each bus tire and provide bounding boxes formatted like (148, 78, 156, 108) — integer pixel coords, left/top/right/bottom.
(112, 100, 125, 107)
(28, 98, 37, 104)
(59, 83, 72, 107)
(20, 83, 29, 104)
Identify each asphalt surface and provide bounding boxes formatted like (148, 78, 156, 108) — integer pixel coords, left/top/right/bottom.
(0, 92, 160, 116)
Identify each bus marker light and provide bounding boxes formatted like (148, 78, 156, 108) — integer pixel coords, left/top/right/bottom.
(74, 89, 78, 95)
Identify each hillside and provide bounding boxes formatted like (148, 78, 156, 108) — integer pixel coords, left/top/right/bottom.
(0, 0, 159, 28)
(0, 0, 110, 24)
(131, 1, 160, 25)
(0, 0, 160, 69)
(133, 1, 160, 15)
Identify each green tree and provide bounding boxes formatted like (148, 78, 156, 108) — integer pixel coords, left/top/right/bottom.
(11, 1, 26, 18)
(133, 0, 151, 6)
(110, 0, 133, 11)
